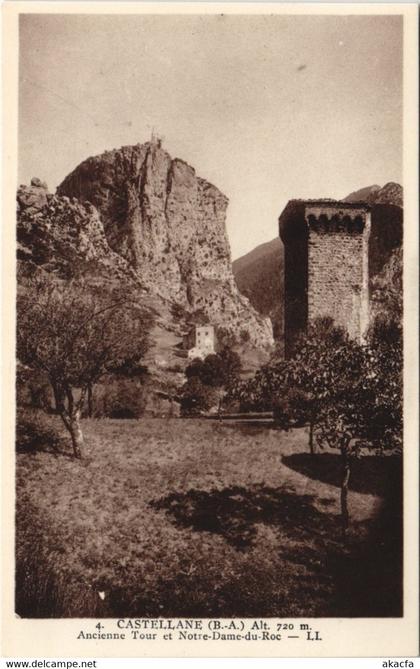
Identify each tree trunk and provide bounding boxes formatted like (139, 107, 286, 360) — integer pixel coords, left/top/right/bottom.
(340, 448, 351, 538)
(87, 383, 93, 418)
(52, 382, 85, 458)
(309, 422, 315, 456)
(52, 383, 65, 417)
(68, 410, 84, 459)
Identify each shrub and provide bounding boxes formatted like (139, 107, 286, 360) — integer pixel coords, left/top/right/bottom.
(16, 366, 52, 411)
(170, 302, 189, 322)
(185, 349, 241, 390)
(16, 408, 63, 453)
(273, 388, 311, 429)
(180, 378, 215, 416)
(216, 327, 237, 350)
(101, 379, 147, 419)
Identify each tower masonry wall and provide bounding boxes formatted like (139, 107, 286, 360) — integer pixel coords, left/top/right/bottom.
(308, 222, 369, 341)
(306, 206, 370, 342)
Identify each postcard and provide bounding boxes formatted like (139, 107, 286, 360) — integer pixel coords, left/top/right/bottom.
(2, 1, 418, 659)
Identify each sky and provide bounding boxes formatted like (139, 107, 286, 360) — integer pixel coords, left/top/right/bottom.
(19, 13, 403, 259)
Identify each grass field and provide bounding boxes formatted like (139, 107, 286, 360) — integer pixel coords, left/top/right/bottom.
(16, 417, 402, 618)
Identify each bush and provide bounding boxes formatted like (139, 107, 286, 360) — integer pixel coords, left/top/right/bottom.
(180, 378, 216, 416)
(100, 379, 147, 419)
(171, 302, 189, 322)
(185, 349, 241, 390)
(216, 327, 237, 350)
(273, 388, 308, 429)
(16, 408, 63, 453)
(16, 366, 52, 411)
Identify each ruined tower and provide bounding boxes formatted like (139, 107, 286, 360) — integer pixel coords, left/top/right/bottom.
(279, 199, 402, 358)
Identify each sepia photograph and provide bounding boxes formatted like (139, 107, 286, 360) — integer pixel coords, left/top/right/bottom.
(2, 1, 419, 659)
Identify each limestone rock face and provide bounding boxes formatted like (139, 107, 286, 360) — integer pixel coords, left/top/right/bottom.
(17, 178, 49, 214)
(17, 180, 133, 281)
(343, 182, 403, 208)
(371, 182, 403, 208)
(57, 141, 273, 345)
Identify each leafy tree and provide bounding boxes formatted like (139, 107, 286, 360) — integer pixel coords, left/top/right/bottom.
(231, 319, 365, 452)
(273, 386, 313, 436)
(180, 377, 215, 416)
(197, 354, 226, 388)
(185, 350, 240, 387)
(229, 317, 402, 536)
(358, 320, 403, 454)
(218, 347, 242, 385)
(290, 320, 402, 536)
(185, 357, 205, 381)
(226, 372, 263, 413)
(227, 357, 287, 413)
(184, 348, 242, 416)
(17, 277, 151, 458)
(216, 326, 237, 351)
(279, 320, 355, 455)
(101, 378, 147, 419)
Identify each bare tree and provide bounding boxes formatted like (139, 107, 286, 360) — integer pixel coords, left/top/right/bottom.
(17, 277, 151, 458)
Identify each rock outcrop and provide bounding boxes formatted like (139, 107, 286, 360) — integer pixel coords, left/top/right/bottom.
(17, 179, 133, 282)
(57, 141, 273, 346)
(343, 182, 403, 208)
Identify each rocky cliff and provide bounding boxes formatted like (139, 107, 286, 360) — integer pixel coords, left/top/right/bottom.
(343, 182, 403, 207)
(56, 141, 273, 346)
(17, 178, 133, 282)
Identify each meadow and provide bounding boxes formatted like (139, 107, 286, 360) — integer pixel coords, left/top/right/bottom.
(16, 417, 402, 618)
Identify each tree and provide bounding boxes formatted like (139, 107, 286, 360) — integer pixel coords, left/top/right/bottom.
(358, 320, 403, 454)
(184, 348, 242, 416)
(291, 320, 402, 536)
(185, 357, 205, 381)
(180, 377, 215, 416)
(17, 277, 151, 458)
(227, 319, 341, 447)
(229, 317, 402, 536)
(216, 326, 237, 351)
(219, 346, 242, 385)
(310, 339, 371, 535)
(279, 319, 356, 456)
(226, 362, 285, 412)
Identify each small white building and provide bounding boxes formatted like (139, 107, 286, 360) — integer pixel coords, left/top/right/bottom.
(187, 325, 216, 360)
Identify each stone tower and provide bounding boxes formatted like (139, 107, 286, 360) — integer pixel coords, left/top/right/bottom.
(279, 199, 402, 358)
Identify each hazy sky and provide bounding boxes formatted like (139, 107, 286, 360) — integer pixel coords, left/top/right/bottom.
(19, 13, 402, 259)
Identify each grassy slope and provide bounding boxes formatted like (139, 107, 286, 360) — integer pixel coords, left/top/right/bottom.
(16, 418, 401, 618)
